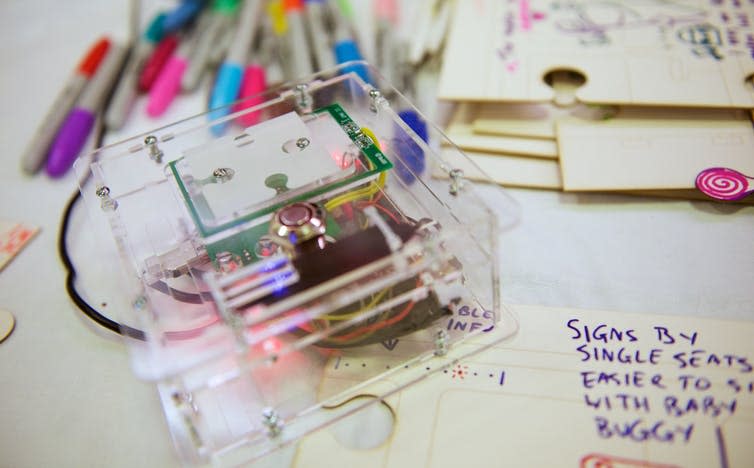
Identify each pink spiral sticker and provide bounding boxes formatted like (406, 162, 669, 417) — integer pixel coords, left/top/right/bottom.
(695, 167, 753, 201)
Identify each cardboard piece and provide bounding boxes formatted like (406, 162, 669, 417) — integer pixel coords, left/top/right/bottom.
(295, 304, 754, 468)
(440, 147, 562, 190)
(446, 104, 559, 158)
(439, 0, 754, 108)
(557, 109, 754, 191)
(0, 222, 39, 272)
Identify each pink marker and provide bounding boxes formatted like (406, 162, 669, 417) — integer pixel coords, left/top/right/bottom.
(139, 35, 179, 92)
(233, 65, 267, 127)
(146, 25, 204, 117)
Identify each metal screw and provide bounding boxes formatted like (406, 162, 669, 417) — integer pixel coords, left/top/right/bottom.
(448, 168, 465, 196)
(145, 135, 163, 163)
(296, 137, 310, 149)
(261, 407, 284, 438)
(212, 167, 235, 183)
(96, 185, 118, 211)
(368, 88, 385, 112)
(295, 84, 312, 113)
(172, 391, 199, 414)
(95, 186, 110, 197)
(216, 251, 236, 273)
(434, 329, 449, 356)
(132, 296, 147, 311)
(254, 236, 280, 257)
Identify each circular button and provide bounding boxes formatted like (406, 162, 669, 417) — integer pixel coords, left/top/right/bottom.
(269, 202, 327, 249)
(279, 204, 312, 227)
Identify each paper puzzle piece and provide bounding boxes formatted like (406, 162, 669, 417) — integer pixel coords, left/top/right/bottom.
(0, 222, 39, 272)
(446, 104, 559, 158)
(439, 0, 754, 107)
(438, 147, 562, 190)
(557, 108, 754, 191)
(472, 100, 616, 140)
(295, 304, 754, 468)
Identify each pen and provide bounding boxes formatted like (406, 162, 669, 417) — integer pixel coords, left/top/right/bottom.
(21, 37, 110, 175)
(425, 0, 451, 58)
(182, 0, 241, 92)
(208, 0, 262, 135)
(234, 19, 281, 128)
(46, 45, 127, 178)
(105, 13, 165, 130)
(147, 17, 208, 117)
(408, 0, 449, 65)
(233, 64, 267, 127)
(139, 34, 179, 92)
(162, 0, 205, 34)
(374, 0, 398, 84)
(304, 0, 335, 70)
(283, 0, 314, 79)
(332, 5, 370, 83)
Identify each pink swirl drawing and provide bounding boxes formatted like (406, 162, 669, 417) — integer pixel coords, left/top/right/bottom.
(695, 167, 754, 201)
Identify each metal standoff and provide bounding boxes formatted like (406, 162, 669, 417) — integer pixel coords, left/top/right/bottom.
(294, 83, 312, 114)
(296, 137, 310, 149)
(212, 167, 235, 183)
(434, 329, 450, 356)
(448, 168, 465, 196)
(172, 391, 199, 414)
(95, 185, 118, 211)
(261, 407, 284, 438)
(144, 135, 163, 163)
(368, 88, 387, 113)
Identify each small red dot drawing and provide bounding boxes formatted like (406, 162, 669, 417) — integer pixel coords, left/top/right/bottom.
(451, 364, 469, 379)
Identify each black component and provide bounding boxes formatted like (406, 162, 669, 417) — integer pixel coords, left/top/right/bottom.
(256, 222, 418, 305)
(317, 284, 452, 349)
(59, 187, 146, 341)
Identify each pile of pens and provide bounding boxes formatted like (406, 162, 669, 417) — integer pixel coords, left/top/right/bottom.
(22, 0, 451, 178)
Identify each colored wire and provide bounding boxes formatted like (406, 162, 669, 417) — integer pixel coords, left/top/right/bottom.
(324, 127, 386, 211)
(59, 189, 147, 341)
(321, 287, 390, 321)
(325, 299, 416, 344)
(357, 200, 403, 224)
(60, 190, 218, 341)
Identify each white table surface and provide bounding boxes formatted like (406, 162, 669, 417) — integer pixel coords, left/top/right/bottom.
(1, 2, 753, 467)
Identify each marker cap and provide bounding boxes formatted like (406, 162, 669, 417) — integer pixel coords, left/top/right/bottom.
(76, 37, 111, 77)
(283, 0, 304, 11)
(234, 65, 267, 127)
(45, 109, 95, 178)
(147, 56, 188, 117)
(213, 0, 241, 15)
(144, 13, 167, 43)
(139, 35, 179, 92)
(334, 41, 371, 83)
(208, 62, 244, 136)
(163, 0, 204, 34)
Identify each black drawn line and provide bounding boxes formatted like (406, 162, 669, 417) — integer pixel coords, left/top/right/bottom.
(716, 425, 729, 468)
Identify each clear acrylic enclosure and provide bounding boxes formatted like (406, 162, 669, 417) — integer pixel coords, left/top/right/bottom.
(74, 62, 519, 466)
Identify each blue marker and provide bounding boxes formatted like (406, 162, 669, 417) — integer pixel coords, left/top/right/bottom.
(208, 0, 262, 135)
(162, 0, 205, 34)
(331, 5, 370, 83)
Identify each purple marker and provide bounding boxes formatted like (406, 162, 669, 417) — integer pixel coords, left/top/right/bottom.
(46, 44, 127, 178)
